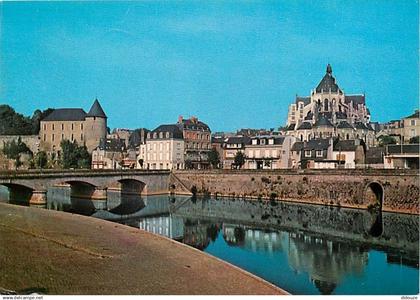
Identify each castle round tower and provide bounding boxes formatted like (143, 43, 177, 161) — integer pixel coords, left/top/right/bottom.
(84, 99, 107, 152)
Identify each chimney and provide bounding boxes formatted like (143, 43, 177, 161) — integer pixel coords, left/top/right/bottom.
(191, 116, 198, 124)
(178, 115, 183, 123)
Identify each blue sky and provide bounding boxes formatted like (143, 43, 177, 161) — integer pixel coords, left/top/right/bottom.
(0, 1, 418, 131)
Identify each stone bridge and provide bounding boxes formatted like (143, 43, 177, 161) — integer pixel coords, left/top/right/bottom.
(0, 170, 171, 205)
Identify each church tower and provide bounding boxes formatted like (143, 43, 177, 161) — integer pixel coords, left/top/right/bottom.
(84, 99, 107, 152)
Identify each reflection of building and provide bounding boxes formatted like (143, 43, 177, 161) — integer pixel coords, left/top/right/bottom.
(222, 224, 284, 253)
(138, 214, 184, 239)
(182, 220, 217, 250)
(40, 99, 107, 154)
(287, 232, 368, 295)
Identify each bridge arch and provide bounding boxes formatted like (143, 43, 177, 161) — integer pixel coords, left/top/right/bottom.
(106, 178, 146, 214)
(0, 183, 34, 205)
(364, 181, 384, 237)
(365, 181, 383, 208)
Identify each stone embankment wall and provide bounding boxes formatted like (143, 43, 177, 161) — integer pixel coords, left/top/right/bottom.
(171, 170, 419, 215)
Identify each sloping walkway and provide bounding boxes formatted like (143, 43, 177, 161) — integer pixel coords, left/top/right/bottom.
(0, 203, 287, 295)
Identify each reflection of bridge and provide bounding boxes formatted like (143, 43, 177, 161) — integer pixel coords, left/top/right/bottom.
(0, 170, 170, 205)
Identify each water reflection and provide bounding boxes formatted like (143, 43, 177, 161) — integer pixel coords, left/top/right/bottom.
(120, 196, 418, 295)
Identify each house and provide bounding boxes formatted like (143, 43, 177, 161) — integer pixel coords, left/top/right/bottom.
(293, 138, 336, 169)
(140, 124, 184, 170)
(401, 110, 419, 143)
(91, 138, 126, 169)
(384, 144, 419, 169)
(222, 135, 250, 169)
(244, 135, 296, 169)
(177, 116, 211, 169)
(332, 139, 366, 168)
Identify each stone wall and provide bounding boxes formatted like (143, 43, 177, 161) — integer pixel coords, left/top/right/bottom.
(171, 170, 419, 214)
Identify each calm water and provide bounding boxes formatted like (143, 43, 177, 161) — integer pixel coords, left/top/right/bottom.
(1, 186, 418, 295)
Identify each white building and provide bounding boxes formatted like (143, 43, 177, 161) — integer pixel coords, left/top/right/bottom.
(139, 124, 185, 170)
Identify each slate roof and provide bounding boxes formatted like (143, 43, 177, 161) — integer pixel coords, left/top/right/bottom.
(224, 136, 251, 145)
(335, 111, 348, 119)
(387, 144, 419, 154)
(295, 96, 311, 106)
(87, 99, 107, 118)
(304, 111, 313, 120)
(211, 136, 224, 144)
(315, 64, 341, 93)
(291, 141, 304, 151)
(344, 95, 365, 109)
(249, 136, 285, 145)
(404, 110, 419, 119)
(286, 124, 296, 131)
(178, 119, 210, 131)
(297, 122, 312, 130)
(336, 121, 354, 129)
(354, 122, 369, 130)
(98, 138, 126, 151)
(42, 108, 87, 121)
(314, 116, 334, 127)
(333, 140, 359, 152)
(304, 138, 331, 150)
(151, 124, 183, 139)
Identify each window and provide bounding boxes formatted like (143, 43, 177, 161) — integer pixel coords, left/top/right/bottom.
(61, 134, 64, 140)
(43, 124, 46, 131)
(261, 139, 266, 145)
(52, 134, 54, 141)
(62, 124, 64, 130)
(305, 150, 311, 157)
(252, 139, 258, 145)
(159, 132, 163, 138)
(44, 134, 46, 141)
(81, 133, 83, 141)
(52, 124, 55, 130)
(411, 120, 416, 126)
(71, 123, 74, 130)
(71, 134, 74, 141)
(248, 150, 254, 158)
(81, 123, 83, 130)
(268, 139, 274, 145)
(166, 132, 170, 138)
(316, 150, 323, 157)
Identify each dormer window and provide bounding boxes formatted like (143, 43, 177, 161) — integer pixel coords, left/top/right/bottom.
(268, 139, 274, 145)
(166, 132, 170, 138)
(252, 139, 258, 145)
(305, 150, 311, 157)
(261, 139, 266, 145)
(316, 150, 323, 157)
(159, 132, 163, 138)
(153, 133, 157, 139)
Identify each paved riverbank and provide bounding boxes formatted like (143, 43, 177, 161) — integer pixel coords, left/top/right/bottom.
(0, 203, 287, 295)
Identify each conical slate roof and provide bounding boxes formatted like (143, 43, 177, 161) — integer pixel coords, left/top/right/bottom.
(87, 99, 107, 118)
(315, 64, 341, 93)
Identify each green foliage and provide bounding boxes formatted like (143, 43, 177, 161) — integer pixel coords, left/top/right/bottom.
(34, 151, 48, 169)
(31, 108, 54, 134)
(0, 105, 53, 135)
(2, 137, 32, 169)
(233, 151, 246, 169)
(60, 140, 91, 169)
(409, 136, 419, 144)
(207, 147, 220, 168)
(0, 105, 33, 135)
(378, 135, 397, 147)
(185, 159, 193, 169)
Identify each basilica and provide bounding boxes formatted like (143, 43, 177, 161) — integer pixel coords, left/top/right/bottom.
(284, 64, 376, 146)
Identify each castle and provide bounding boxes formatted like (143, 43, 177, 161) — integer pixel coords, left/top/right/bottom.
(39, 99, 107, 155)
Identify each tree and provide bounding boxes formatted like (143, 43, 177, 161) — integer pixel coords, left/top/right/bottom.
(207, 148, 220, 168)
(0, 105, 33, 135)
(60, 140, 91, 169)
(31, 108, 54, 134)
(409, 136, 419, 144)
(233, 151, 246, 169)
(2, 137, 32, 169)
(34, 151, 48, 169)
(378, 135, 397, 147)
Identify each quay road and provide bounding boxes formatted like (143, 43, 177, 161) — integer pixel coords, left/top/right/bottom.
(0, 202, 287, 295)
